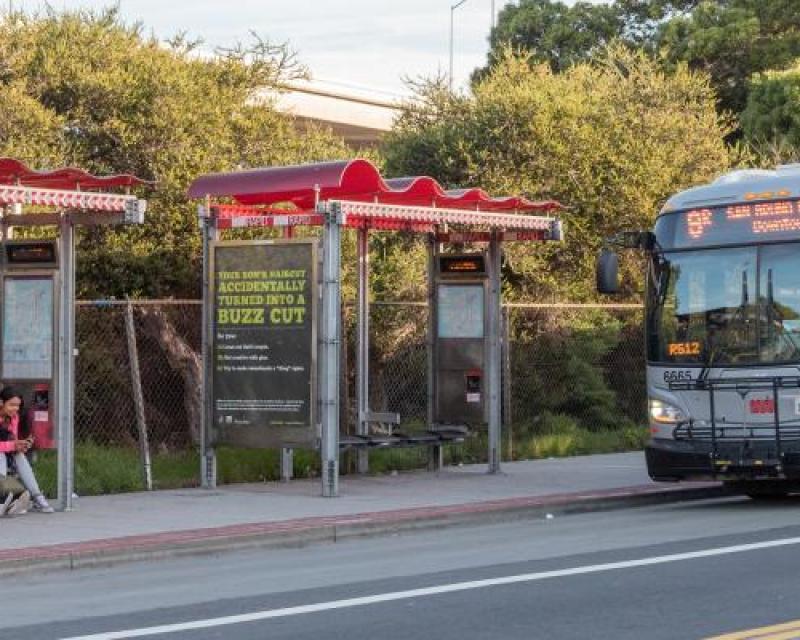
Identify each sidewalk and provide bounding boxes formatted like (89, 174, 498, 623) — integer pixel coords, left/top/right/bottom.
(0, 452, 725, 576)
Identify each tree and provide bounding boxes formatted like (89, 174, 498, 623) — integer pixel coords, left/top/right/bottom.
(0, 8, 349, 298)
(740, 63, 800, 163)
(484, 1, 800, 123)
(385, 46, 735, 300)
(655, 0, 800, 117)
(615, 0, 702, 43)
(477, 0, 624, 82)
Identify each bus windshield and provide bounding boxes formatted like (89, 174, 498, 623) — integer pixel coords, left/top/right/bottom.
(648, 243, 800, 364)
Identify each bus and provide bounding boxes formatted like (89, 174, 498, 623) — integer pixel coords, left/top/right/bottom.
(597, 166, 800, 498)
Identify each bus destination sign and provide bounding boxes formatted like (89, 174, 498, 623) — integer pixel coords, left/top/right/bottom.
(671, 199, 800, 247)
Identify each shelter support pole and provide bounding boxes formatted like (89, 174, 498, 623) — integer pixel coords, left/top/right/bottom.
(0, 205, 10, 240)
(57, 215, 76, 510)
(320, 202, 342, 497)
(487, 230, 502, 474)
(426, 233, 442, 472)
(356, 226, 370, 473)
(280, 448, 293, 482)
(503, 305, 513, 461)
(201, 206, 218, 489)
(280, 219, 296, 483)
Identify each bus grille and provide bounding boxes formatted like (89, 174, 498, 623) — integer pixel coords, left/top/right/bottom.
(669, 375, 800, 449)
(673, 421, 800, 442)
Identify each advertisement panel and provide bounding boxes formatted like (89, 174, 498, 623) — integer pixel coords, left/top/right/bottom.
(211, 240, 317, 448)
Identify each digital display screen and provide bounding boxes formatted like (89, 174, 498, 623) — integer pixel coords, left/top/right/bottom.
(4, 241, 58, 267)
(659, 199, 800, 249)
(439, 255, 486, 275)
(666, 341, 702, 357)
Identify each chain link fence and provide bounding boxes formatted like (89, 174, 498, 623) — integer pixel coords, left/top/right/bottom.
(505, 304, 646, 431)
(75, 301, 201, 452)
(62, 300, 644, 489)
(343, 302, 645, 435)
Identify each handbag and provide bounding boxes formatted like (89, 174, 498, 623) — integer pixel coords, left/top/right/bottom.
(0, 474, 25, 497)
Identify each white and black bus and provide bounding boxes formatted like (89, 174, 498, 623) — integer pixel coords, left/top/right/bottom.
(598, 166, 800, 497)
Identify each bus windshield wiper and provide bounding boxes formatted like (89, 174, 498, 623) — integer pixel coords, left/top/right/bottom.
(698, 338, 717, 384)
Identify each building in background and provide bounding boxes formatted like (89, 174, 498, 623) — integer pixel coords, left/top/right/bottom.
(269, 79, 401, 148)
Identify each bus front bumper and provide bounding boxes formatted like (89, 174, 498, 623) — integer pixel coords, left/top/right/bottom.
(646, 439, 800, 482)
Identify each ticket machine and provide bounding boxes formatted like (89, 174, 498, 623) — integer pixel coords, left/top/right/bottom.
(0, 239, 59, 448)
(433, 253, 489, 426)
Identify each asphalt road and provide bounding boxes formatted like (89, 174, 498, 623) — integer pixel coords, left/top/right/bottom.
(5, 495, 800, 640)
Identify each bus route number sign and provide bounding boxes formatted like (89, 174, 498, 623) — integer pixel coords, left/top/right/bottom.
(667, 341, 701, 357)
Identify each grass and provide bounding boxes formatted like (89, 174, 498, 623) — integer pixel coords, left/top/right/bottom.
(27, 423, 649, 497)
(513, 425, 649, 460)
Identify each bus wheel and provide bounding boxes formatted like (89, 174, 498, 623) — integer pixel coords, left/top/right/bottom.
(728, 482, 791, 499)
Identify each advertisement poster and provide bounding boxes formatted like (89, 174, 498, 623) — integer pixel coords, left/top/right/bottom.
(2, 277, 54, 380)
(211, 240, 316, 448)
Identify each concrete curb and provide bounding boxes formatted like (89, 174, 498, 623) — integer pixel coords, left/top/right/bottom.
(0, 483, 727, 577)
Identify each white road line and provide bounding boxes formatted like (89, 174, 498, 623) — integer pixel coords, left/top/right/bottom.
(59, 535, 800, 640)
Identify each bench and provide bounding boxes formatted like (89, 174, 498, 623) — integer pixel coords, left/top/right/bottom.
(279, 417, 471, 481)
(339, 412, 470, 471)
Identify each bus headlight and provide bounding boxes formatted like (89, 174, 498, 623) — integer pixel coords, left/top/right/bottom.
(649, 399, 685, 425)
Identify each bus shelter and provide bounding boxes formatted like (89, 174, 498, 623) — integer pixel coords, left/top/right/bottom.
(189, 159, 562, 497)
(0, 158, 148, 510)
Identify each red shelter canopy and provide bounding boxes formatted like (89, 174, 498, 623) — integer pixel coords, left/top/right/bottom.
(0, 158, 149, 222)
(0, 157, 148, 191)
(188, 159, 560, 214)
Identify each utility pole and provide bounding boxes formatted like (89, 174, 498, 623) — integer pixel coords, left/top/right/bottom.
(449, 0, 468, 92)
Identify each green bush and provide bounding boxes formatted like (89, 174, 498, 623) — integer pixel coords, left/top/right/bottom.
(512, 418, 648, 461)
(511, 309, 640, 433)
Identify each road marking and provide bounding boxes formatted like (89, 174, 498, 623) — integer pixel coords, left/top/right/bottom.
(705, 619, 800, 639)
(59, 535, 800, 640)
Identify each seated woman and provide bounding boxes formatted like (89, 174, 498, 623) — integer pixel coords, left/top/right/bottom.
(0, 387, 54, 514)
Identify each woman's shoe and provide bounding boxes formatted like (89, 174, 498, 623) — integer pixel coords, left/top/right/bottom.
(32, 494, 54, 513)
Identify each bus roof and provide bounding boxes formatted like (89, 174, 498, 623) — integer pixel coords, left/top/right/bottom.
(662, 165, 800, 213)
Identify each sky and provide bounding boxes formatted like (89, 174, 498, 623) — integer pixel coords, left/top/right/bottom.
(19, 1, 602, 99)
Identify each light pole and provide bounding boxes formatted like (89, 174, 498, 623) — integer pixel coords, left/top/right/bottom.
(449, 0, 468, 92)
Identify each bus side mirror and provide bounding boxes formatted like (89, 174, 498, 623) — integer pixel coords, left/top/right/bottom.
(596, 249, 619, 294)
